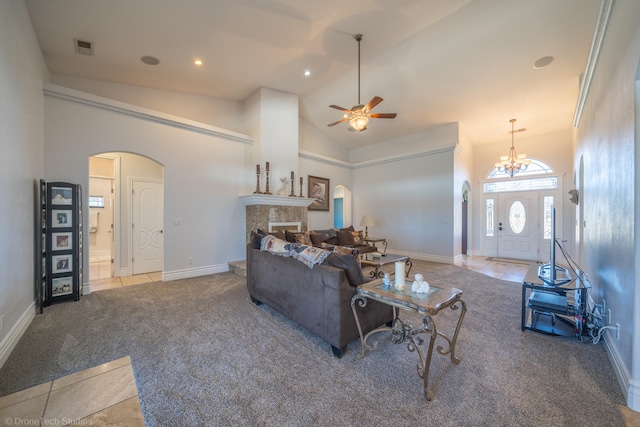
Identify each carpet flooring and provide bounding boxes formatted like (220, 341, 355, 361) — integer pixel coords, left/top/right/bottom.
(0, 260, 627, 426)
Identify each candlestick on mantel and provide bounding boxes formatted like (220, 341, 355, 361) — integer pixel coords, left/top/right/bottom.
(253, 166, 262, 194)
(289, 171, 296, 197)
(264, 163, 271, 195)
(299, 176, 304, 197)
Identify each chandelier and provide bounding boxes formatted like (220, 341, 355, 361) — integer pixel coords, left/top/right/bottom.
(495, 119, 531, 178)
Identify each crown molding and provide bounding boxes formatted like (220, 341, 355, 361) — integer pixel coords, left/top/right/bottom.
(43, 83, 253, 144)
(573, 0, 615, 127)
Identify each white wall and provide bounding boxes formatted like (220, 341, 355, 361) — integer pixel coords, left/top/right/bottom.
(43, 87, 251, 283)
(298, 155, 352, 230)
(573, 0, 640, 410)
(0, 0, 49, 367)
(349, 124, 460, 262)
(299, 118, 350, 162)
(50, 75, 245, 135)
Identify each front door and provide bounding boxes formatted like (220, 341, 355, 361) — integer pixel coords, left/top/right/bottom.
(132, 180, 163, 274)
(497, 194, 538, 260)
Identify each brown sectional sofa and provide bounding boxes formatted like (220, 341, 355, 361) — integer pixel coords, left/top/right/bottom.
(246, 236, 393, 357)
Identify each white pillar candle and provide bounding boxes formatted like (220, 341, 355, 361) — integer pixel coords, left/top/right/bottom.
(395, 261, 405, 289)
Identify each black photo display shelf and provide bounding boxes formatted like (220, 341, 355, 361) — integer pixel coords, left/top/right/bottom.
(41, 182, 83, 306)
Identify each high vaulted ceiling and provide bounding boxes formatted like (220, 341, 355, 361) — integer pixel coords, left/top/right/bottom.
(25, 0, 602, 150)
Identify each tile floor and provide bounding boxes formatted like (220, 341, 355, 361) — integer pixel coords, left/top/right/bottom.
(455, 255, 531, 283)
(0, 356, 144, 426)
(89, 260, 161, 292)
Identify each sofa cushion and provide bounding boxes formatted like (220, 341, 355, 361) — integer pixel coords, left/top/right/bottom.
(322, 253, 365, 286)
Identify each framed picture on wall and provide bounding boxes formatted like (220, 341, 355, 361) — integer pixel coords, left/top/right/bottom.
(51, 210, 72, 228)
(52, 232, 73, 251)
(51, 276, 73, 297)
(308, 175, 330, 211)
(52, 254, 72, 274)
(50, 187, 73, 205)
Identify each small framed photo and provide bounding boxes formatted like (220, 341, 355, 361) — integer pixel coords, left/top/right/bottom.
(52, 232, 73, 251)
(52, 210, 72, 228)
(51, 187, 73, 205)
(52, 254, 72, 274)
(308, 175, 330, 211)
(52, 276, 73, 297)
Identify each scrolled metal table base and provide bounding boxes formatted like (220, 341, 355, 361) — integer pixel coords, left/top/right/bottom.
(351, 295, 467, 400)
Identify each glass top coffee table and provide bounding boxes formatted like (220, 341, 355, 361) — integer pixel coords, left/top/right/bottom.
(351, 278, 466, 400)
(359, 253, 412, 278)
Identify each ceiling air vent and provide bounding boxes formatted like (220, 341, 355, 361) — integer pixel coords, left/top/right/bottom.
(74, 38, 94, 56)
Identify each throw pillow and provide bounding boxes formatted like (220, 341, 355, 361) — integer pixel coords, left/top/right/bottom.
(289, 244, 331, 269)
(284, 230, 297, 243)
(322, 253, 365, 286)
(250, 230, 265, 249)
(309, 232, 324, 247)
(260, 235, 291, 257)
(338, 229, 364, 246)
(294, 232, 313, 246)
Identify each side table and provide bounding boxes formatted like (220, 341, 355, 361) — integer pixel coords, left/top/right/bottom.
(351, 278, 466, 400)
(365, 237, 388, 255)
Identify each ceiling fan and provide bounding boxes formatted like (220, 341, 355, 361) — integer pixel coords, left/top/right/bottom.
(327, 34, 397, 132)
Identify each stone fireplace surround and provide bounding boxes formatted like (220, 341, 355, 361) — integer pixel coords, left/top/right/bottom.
(240, 194, 315, 243)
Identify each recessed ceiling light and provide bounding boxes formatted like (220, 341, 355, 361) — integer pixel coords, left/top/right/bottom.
(194, 59, 203, 66)
(533, 56, 554, 69)
(141, 56, 160, 65)
(304, 70, 311, 76)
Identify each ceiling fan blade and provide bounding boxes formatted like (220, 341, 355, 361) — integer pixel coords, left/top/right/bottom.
(364, 96, 383, 112)
(329, 105, 352, 113)
(369, 113, 397, 119)
(327, 118, 349, 127)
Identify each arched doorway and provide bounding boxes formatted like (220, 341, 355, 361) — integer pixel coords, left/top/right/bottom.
(333, 185, 352, 228)
(89, 152, 164, 288)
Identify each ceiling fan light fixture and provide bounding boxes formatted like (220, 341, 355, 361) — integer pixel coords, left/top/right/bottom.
(349, 113, 369, 131)
(326, 33, 397, 130)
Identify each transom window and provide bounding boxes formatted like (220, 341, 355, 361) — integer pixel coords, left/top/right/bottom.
(483, 176, 558, 193)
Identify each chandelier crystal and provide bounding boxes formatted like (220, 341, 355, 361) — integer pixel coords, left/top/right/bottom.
(495, 119, 531, 178)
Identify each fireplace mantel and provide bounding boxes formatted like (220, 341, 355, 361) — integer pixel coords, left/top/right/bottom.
(241, 194, 315, 243)
(239, 194, 315, 207)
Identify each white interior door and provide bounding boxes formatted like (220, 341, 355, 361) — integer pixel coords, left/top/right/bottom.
(497, 194, 539, 261)
(132, 180, 163, 274)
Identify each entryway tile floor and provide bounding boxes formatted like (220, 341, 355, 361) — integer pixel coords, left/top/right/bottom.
(0, 356, 144, 426)
(456, 255, 530, 283)
(90, 261, 161, 292)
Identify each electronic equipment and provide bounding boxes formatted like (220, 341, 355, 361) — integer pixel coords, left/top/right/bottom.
(528, 291, 568, 313)
(538, 207, 571, 286)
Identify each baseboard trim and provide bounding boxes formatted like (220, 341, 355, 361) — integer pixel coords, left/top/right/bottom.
(388, 250, 454, 265)
(628, 379, 640, 412)
(0, 302, 36, 370)
(604, 331, 632, 406)
(162, 263, 229, 282)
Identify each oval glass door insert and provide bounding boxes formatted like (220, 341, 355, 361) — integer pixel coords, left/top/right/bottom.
(509, 201, 526, 234)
